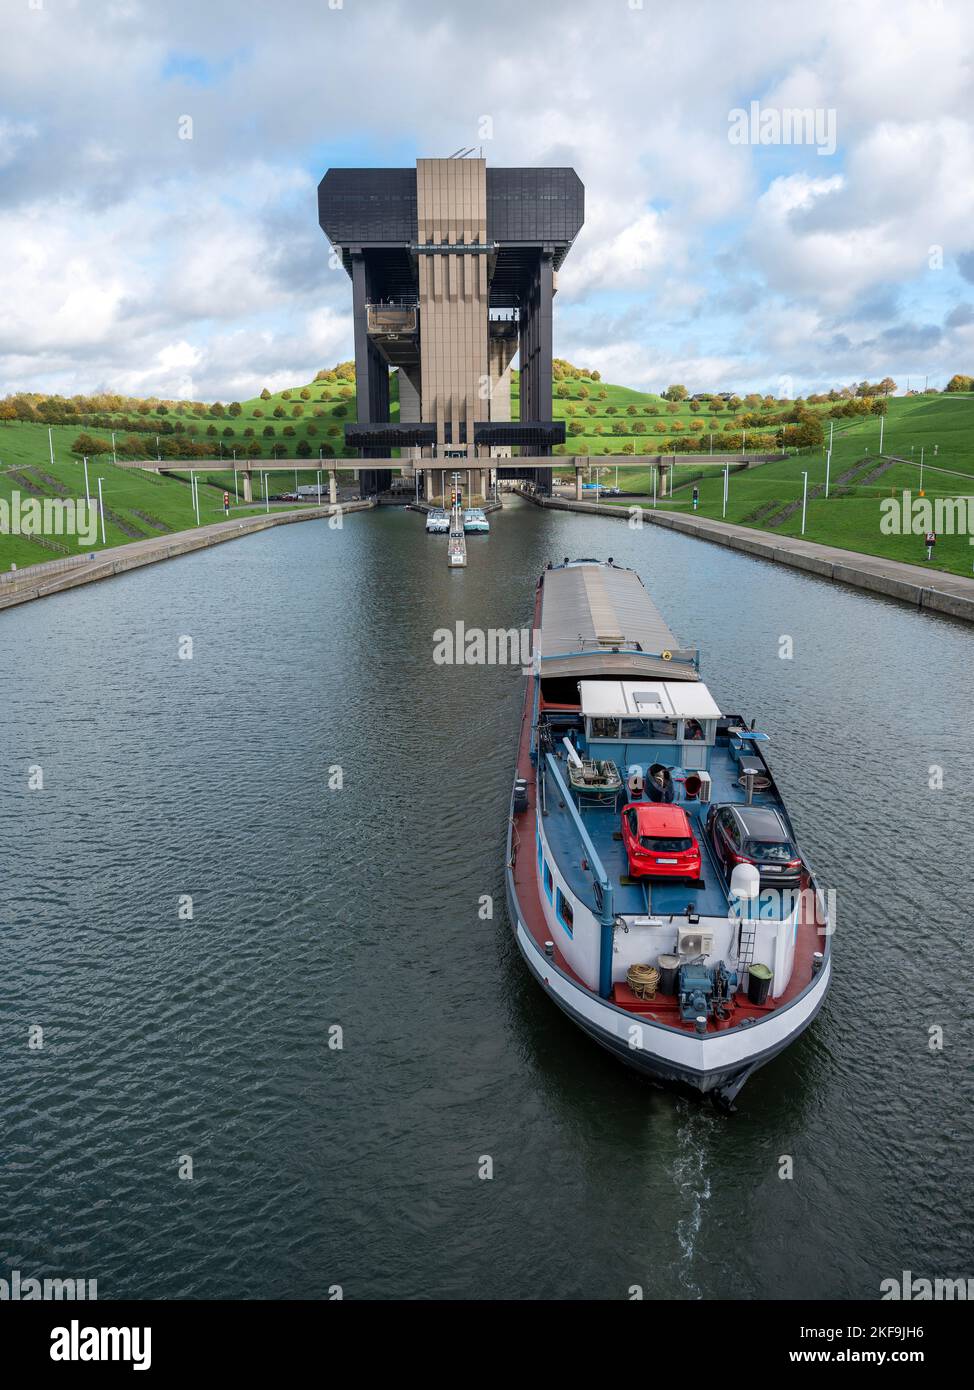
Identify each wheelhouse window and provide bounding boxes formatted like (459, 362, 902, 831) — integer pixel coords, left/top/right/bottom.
(556, 889, 574, 936)
(543, 862, 554, 903)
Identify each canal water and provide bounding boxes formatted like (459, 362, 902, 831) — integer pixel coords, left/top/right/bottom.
(2, 497, 972, 1300)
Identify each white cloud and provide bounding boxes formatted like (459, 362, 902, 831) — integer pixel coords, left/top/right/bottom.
(0, 0, 973, 396)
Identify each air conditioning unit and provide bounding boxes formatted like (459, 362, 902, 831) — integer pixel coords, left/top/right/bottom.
(696, 770, 712, 803)
(678, 929, 714, 959)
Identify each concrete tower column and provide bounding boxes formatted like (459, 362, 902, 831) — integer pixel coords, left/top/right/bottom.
(242, 470, 253, 503)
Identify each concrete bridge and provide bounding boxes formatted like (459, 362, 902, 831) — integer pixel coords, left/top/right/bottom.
(116, 452, 779, 505)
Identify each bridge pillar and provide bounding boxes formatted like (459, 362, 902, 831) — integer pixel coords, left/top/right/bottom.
(242, 470, 253, 504)
(575, 466, 584, 501)
(329, 470, 337, 505)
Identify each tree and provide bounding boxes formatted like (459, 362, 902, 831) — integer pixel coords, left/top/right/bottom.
(281, 390, 292, 400)
(210, 402, 225, 417)
(666, 402, 680, 415)
(273, 406, 285, 418)
(605, 405, 617, 415)
(577, 384, 589, 399)
(300, 388, 311, 400)
(71, 432, 110, 455)
(283, 425, 296, 436)
(228, 402, 242, 416)
(296, 438, 312, 457)
(568, 421, 585, 436)
(626, 403, 638, 415)
(262, 425, 275, 437)
(260, 388, 271, 400)
(946, 374, 974, 392)
(585, 403, 598, 416)
(590, 370, 600, 382)
(557, 383, 570, 398)
(664, 384, 688, 401)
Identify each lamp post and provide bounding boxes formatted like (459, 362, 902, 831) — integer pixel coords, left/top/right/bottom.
(919, 446, 924, 492)
(111, 431, 116, 465)
(722, 464, 729, 518)
(48, 427, 54, 468)
(800, 470, 809, 535)
(97, 477, 106, 544)
(83, 456, 90, 506)
(825, 449, 831, 499)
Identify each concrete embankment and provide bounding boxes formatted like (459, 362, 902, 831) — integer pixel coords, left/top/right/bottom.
(522, 492, 974, 625)
(0, 501, 374, 611)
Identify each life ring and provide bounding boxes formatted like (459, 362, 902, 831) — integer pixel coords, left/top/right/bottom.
(661, 649, 672, 661)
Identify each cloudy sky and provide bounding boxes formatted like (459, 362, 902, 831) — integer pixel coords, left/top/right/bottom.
(2, 0, 973, 401)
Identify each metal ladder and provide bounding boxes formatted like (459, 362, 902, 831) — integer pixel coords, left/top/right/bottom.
(737, 920, 757, 986)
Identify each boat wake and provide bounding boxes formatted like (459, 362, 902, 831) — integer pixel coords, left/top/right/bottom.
(672, 1104, 718, 1298)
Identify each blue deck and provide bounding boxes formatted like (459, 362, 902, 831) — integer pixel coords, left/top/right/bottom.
(542, 738, 792, 920)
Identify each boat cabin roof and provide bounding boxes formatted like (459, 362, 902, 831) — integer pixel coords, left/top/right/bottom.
(540, 562, 698, 681)
(579, 678, 722, 721)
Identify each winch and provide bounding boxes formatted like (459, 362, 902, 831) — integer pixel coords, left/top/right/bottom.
(677, 960, 740, 1023)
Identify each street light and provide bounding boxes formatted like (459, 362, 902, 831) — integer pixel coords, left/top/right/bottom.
(96, 477, 106, 544)
(800, 470, 809, 535)
(722, 464, 729, 518)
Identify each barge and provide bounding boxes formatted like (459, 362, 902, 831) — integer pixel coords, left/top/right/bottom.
(505, 558, 831, 1108)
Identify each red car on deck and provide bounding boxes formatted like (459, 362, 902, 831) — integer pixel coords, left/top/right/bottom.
(621, 803, 702, 881)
